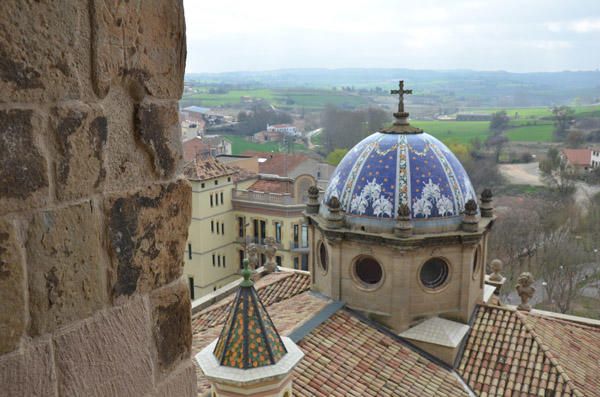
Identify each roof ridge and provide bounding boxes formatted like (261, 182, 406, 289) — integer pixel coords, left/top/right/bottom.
(526, 310, 600, 331)
(515, 310, 584, 397)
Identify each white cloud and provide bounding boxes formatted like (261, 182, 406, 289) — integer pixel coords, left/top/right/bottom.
(545, 18, 600, 33)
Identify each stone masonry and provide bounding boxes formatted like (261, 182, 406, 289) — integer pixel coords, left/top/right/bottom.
(0, 1, 196, 395)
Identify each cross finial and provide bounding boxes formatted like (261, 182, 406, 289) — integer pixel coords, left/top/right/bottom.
(390, 80, 412, 115)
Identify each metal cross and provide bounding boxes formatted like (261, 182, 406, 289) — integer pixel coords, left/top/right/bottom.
(390, 80, 412, 114)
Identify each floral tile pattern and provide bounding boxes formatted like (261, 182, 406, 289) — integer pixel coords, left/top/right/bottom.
(324, 132, 477, 219)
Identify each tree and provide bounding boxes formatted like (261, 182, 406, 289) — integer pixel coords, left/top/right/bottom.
(539, 148, 576, 195)
(551, 106, 575, 139)
(490, 110, 510, 133)
(326, 148, 348, 166)
(538, 230, 589, 313)
(566, 130, 585, 147)
(485, 135, 509, 163)
(321, 106, 390, 154)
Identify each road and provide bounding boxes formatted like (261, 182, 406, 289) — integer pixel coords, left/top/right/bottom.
(305, 128, 323, 150)
(498, 162, 544, 186)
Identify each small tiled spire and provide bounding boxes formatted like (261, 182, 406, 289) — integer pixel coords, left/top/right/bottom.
(212, 259, 287, 369)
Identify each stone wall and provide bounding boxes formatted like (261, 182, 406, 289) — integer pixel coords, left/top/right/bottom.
(0, 1, 196, 395)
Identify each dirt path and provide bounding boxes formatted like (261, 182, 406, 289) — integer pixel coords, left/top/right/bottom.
(499, 162, 543, 186)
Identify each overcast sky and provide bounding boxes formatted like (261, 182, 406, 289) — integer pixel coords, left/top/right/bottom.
(184, 0, 600, 73)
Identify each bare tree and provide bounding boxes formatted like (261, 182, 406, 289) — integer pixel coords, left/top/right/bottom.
(539, 148, 576, 195)
(538, 230, 590, 313)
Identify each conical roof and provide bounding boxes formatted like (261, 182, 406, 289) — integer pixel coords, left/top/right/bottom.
(212, 260, 287, 369)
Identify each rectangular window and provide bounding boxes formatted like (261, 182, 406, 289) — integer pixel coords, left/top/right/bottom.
(239, 250, 245, 269)
(223, 256, 226, 267)
(187, 243, 192, 260)
(227, 176, 231, 182)
(221, 223, 225, 235)
(293, 256, 299, 270)
(238, 217, 244, 238)
(275, 222, 282, 243)
(210, 194, 213, 207)
(214, 179, 218, 185)
(260, 220, 266, 242)
(301, 254, 309, 271)
(220, 191, 224, 204)
(293, 224, 299, 247)
(201, 182, 205, 188)
(276, 256, 282, 267)
(211, 220, 214, 233)
(301, 224, 308, 248)
(188, 277, 195, 300)
(218, 255, 221, 267)
(260, 253, 266, 267)
(253, 219, 259, 242)
(212, 254, 215, 266)
(216, 222, 220, 234)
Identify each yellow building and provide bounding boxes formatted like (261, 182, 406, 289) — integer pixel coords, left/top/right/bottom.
(183, 156, 315, 299)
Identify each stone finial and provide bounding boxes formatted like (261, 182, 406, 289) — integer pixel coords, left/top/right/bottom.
(489, 259, 503, 282)
(394, 203, 413, 238)
(246, 243, 258, 270)
(263, 237, 278, 273)
(325, 196, 345, 229)
(485, 259, 506, 296)
(306, 185, 320, 214)
(516, 272, 536, 311)
(461, 199, 479, 232)
(480, 188, 494, 217)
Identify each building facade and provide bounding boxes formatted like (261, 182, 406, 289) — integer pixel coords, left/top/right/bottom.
(184, 156, 315, 298)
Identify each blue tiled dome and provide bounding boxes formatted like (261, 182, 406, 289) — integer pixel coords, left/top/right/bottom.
(322, 132, 477, 232)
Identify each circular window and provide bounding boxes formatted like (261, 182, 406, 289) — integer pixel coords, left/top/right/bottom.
(354, 256, 383, 286)
(318, 241, 328, 272)
(420, 258, 449, 289)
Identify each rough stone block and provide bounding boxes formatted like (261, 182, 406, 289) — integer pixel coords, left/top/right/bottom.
(104, 85, 158, 192)
(50, 104, 108, 201)
(106, 179, 191, 298)
(27, 201, 107, 336)
(53, 298, 154, 397)
(0, 338, 57, 397)
(0, 1, 92, 102)
(154, 362, 196, 397)
(0, 218, 26, 354)
(135, 100, 182, 177)
(0, 109, 48, 215)
(90, 0, 185, 99)
(133, 0, 186, 99)
(151, 279, 192, 373)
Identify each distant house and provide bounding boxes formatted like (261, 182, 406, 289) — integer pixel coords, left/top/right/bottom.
(242, 151, 335, 184)
(181, 105, 226, 126)
(561, 148, 600, 171)
(456, 114, 492, 121)
(267, 123, 299, 136)
(253, 130, 283, 143)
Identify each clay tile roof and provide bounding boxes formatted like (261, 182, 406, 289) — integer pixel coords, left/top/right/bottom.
(458, 305, 600, 397)
(562, 149, 591, 166)
(247, 179, 293, 194)
(182, 137, 210, 161)
(294, 311, 470, 397)
(183, 156, 236, 182)
(243, 152, 310, 177)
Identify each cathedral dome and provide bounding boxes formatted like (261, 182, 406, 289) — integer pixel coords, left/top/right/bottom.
(321, 131, 477, 233)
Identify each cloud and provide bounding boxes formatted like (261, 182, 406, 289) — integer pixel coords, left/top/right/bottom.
(545, 18, 600, 33)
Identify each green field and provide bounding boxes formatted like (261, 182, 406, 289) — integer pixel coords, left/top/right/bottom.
(462, 104, 600, 119)
(224, 135, 307, 155)
(411, 121, 490, 144)
(505, 124, 554, 142)
(182, 87, 369, 109)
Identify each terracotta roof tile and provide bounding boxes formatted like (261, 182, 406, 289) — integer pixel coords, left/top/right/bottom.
(183, 156, 236, 182)
(182, 137, 211, 161)
(562, 149, 591, 167)
(243, 152, 310, 176)
(247, 179, 293, 194)
(294, 311, 469, 396)
(457, 305, 600, 396)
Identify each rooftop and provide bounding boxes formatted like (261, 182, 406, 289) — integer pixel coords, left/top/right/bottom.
(243, 151, 311, 177)
(562, 148, 592, 166)
(183, 155, 236, 182)
(192, 270, 600, 396)
(182, 137, 211, 162)
(247, 178, 293, 195)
